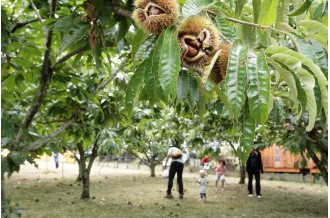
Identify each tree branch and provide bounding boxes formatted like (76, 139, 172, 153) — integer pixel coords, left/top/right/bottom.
(305, 143, 328, 185)
(226, 139, 238, 157)
(207, 10, 286, 35)
(125, 148, 147, 165)
(92, 55, 130, 95)
(113, 6, 132, 19)
(51, 46, 88, 70)
(20, 55, 129, 151)
(24, 116, 77, 151)
(295, 126, 318, 144)
(87, 132, 100, 172)
(10, 18, 39, 33)
(14, 0, 58, 146)
(28, 0, 43, 22)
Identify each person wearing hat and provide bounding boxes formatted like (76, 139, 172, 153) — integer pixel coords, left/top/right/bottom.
(246, 146, 264, 198)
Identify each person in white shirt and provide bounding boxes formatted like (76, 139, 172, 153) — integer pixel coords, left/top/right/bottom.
(196, 170, 208, 202)
(164, 145, 184, 199)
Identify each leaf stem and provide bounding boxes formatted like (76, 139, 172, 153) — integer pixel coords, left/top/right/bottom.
(207, 9, 286, 34)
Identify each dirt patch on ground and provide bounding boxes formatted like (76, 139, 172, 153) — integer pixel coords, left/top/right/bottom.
(3, 159, 328, 218)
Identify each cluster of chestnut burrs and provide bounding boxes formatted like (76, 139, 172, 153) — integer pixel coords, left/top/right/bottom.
(133, 0, 231, 84)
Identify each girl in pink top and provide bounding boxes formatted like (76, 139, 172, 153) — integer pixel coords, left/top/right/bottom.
(215, 160, 226, 191)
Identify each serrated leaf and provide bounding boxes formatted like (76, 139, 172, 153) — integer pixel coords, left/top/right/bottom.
(176, 71, 190, 103)
(258, 0, 279, 26)
(257, 29, 271, 48)
(132, 29, 147, 60)
(291, 0, 307, 21)
(182, 0, 216, 18)
(125, 61, 147, 117)
(61, 22, 89, 52)
(275, 22, 296, 33)
(309, 40, 328, 78)
(197, 94, 206, 116)
(188, 76, 199, 108)
(293, 33, 316, 62)
(225, 41, 248, 119)
(252, 0, 261, 23)
(211, 14, 238, 43)
(310, 1, 325, 20)
(115, 19, 130, 43)
(235, 0, 247, 18)
(276, 0, 289, 23)
(267, 59, 302, 114)
(238, 103, 255, 164)
(271, 54, 316, 131)
(144, 49, 161, 104)
(157, 27, 181, 98)
(94, 41, 102, 69)
(241, 21, 256, 47)
(313, 79, 323, 117)
(247, 50, 270, 125)
(288, 0, 312, 16)
(5, 75, 16, 92)
(297, 20, 328, 38)
(134, 35, 157, 67)
(215, 86, 233, 117)
(54, 15, 75, 31)
(266, 45, 328, 124)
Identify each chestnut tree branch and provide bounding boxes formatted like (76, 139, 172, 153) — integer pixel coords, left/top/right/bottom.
(14, 0, 58, 146)
(206, 10, 286, 34)
(113, 6, 132, 19)
(25, 116, 78, 151)
(21, 56, 129, 151)
(28, 0, 43, 22)
(51, 46, 88, 70)
(92, 55, 130, 95)
(10, 18, 39, 33)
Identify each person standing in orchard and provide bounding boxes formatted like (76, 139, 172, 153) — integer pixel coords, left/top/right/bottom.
(164, 143, 184, 199)
(246, 146, 264, 198)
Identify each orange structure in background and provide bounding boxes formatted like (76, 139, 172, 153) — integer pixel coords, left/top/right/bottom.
(260, 144, 320, 174)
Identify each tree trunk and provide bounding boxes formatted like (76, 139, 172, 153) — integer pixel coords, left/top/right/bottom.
(81, 169, 90, 199)
(77, 142, 90, 199)
(76, 159, 82, 181)
(150, 163, 156, 177)
(239, 161, 246, 184)
(306, 144, 328, 186)
(77, 133, 100, 199)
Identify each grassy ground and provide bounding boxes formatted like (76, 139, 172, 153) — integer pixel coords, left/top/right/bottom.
(3, 159, 328, 218)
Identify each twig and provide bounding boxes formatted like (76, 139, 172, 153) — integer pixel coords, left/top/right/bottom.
(51, 46, 88, 70)
(207, 10, 286, 35)
(10, 18, 39, 33)
(113, 6, 132, 19)
(28, 0, 43, 22)
(92, 55, 130, 95)
(25, 115, 77, 151)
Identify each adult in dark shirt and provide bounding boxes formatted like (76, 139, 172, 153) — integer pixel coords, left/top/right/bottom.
(246, 148, 263, 198)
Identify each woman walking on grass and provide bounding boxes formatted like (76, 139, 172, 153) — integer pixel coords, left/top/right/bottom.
(164, 143, 184, 199)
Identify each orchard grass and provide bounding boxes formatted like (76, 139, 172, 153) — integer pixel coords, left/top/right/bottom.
(4, 160, 327, 218)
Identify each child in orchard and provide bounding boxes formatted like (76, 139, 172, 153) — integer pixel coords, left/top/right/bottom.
(215, 160, 226, 191)
(196, 170, 208, 202)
